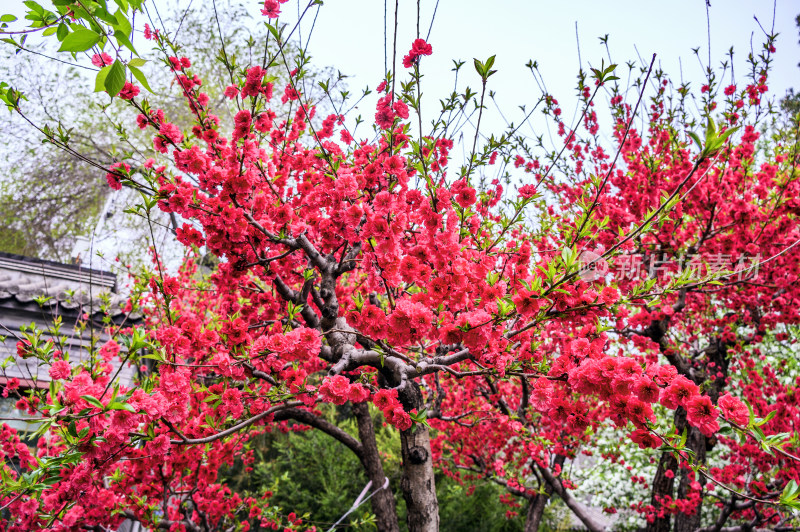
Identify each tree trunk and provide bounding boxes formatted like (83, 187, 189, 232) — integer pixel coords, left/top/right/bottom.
(400, 423, 439, 532)
(524, 490, 551, 532)
(538, 465, 606, 532)
(388, 376, 439, 532)
(641, 307, 732, 532)
(647, 407, 687, 532)
(647, 450, 678, 532)
(524, 454, 564, 532)
(352, 402, 401, 532)
(674, 426, 707, 532)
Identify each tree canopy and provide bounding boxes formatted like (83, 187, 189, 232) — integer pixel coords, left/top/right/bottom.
(1, 2, 799, 532)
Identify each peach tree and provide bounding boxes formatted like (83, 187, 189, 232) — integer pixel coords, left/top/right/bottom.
(1, 1, 799, 531)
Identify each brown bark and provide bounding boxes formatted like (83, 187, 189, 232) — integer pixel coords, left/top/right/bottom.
(400, 423, 439, 532)
(648, 449, 679, 532)
(387, 374, 439, 532)
(524, 454, 565, 532)
(524, 494, 547, 532)
(641, 306, 732, 532)
(674, 426, 707, 532)
(273, 405, 401, 531)
(673, 339, 727, 532)
(273, 407, 363, 456)
(352, 402, 400, 532)
(538, 465, 607, 532)
(399, 383, 438, 531)
(646, 407, 686, 532)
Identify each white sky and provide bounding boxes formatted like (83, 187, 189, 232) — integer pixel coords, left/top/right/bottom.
(4, 0, 798, 129)
(3, 0, 798, 150)
(297, 0, 798, 97)
(274, 0, 800, 133)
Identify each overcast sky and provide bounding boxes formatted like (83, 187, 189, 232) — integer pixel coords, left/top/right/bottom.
(275, 0, 799, 142)
(4, 0, 798, 142)
(292, 0, 798, 97)
(5, 1, 798, 114)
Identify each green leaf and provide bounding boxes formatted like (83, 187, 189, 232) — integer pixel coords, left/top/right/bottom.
(717, 125, 740, 143)
(56, 23, 67, 41)
(57, 28, 100, 52)
(717, 425, 733, 435)
(107, 402, 136, 412)
(128, 64, 152, 93)
(94, 64, 111, 92)
(265, 22, 280, 42)
(80, 395, 104, 409)
(473, 55, 497, 80)
(688, 131, 702, 151)
(0, 14, 17, 22)
(128, 57, 147, 67)
(91, 5, 117, 25)
(114, 9, 131, 37)
(781, 480, 799, 505)
(756, 410, 777, 426)
(23, 1, 44, 15)
(114, 29, 137, 55)
(473, 58, 484, 77)
(42, 474, 62, 485)
(678, 427, 688, 449)
(104, 59, 126, 96)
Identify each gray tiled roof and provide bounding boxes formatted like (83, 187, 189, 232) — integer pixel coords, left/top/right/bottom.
(0, 253, 141, 394)
(0, 252, 134, 321)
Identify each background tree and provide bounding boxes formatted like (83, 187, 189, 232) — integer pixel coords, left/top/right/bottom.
(780, 14, 800, 121)
(0, 0, 334, 268)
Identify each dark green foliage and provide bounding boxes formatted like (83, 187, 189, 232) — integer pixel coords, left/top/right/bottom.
(218, 407, 528, 531)
(438, 481, 526, 532)
(221, 408, 403, 531)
